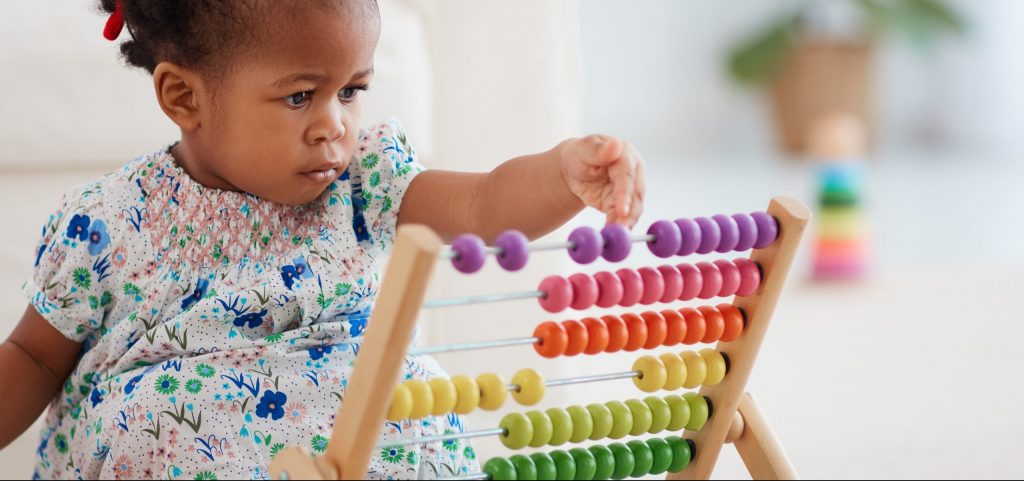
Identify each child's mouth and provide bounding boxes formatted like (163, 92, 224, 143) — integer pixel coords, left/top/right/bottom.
(300, 168, 338, 183)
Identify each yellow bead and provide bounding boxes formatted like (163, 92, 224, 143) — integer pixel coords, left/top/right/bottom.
(406, 379, 434, 420)
(430, 378, 458, 415)
(511, 368, 546, 406)
(699, 349, 727, 386)
(632, 355, 668, 393)
(680, 351, 707, 389)
(477, 373, 508, 411)
(659, 352, 687, 391)
(387, 383, 413, 421)
(452, 375, 480, 414)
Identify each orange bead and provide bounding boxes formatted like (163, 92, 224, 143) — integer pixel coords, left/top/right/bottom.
(622, 313, 648, 352)
(698, 305, 725, 344)
(533, 321, 568, 358)
(661, 309, 687, 346)
(582, 317, 610, 355)
(603, 315, 629, 353)
(717, 304, 745, 342)
(641, 311, 667, 349)
(562, 319, 589, 356)
(679, 308, 706, 345)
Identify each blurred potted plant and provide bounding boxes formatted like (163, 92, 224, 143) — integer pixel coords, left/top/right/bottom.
(727, 0, 966, 154)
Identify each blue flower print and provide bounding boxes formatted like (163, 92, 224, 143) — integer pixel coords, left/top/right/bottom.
(34, 244, 46, 267)
(90, 386, 104, 408)
(124, 373, 143, 395)
(87, 219, 111, 256)
(349, 311, 369, 338)
(66, 214, 90, 241)
(182, 278, 210, 311)
(233, 309, 268, 329)
(281, 265, 299, 290)
(308, 344, 333, 361)
(255, 390, 287, 420)
(292, 256, 314, 280)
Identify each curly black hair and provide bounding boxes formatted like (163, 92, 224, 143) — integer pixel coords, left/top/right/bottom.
(97, 0, 378, 78)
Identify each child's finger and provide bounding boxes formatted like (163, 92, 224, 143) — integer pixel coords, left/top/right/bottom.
(607, 154, 635, 220)
(595, 137, 624, 166)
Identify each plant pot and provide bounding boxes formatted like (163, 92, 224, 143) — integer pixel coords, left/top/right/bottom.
(770, 39, 875, 155)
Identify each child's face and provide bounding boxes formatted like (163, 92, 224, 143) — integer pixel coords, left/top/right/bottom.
(186, 2, 379, 206)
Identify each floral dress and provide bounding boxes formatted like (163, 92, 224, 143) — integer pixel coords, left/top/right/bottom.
(22, 119, 479, 480)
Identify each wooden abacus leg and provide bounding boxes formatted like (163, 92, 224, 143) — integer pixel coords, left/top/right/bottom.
(727, 393, 798, 480)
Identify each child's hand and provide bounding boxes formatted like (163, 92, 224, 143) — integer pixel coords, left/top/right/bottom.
(560, 135, 646, 228)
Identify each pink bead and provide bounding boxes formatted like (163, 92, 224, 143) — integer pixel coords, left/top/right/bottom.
(714, 259, 741, 297)
(695, 262, 723, 300)
(677, 263, 703, 301)
(616, 268, 644, 307)
(734, 258, 762, 297)
(569, 273, 599, 310)
(594, 271, 624, 308)
(538, 275, 572, 313)
(657, 265, 683, 303)
(637, 267, 665, 305)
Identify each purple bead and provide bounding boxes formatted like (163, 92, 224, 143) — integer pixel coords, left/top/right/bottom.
(751, 212, 779, 249)
(674, 218, 701, 256)
(601, 223, 632, 262)
(646, 220, 682, 258)
(495, 230, 529, 271)
(451, 234, 486, 274)
(712, 214, 740, 253)
(568, 226, 602, 264)
(732, 213, 758, 251)
(694, 217, 720, 255)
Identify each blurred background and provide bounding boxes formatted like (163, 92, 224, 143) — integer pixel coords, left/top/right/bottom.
(1, 0, 1022, 479)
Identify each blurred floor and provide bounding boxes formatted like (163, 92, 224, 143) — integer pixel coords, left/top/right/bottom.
(2, 154, 1022, 479)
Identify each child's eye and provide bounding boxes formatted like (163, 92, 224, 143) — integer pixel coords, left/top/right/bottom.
(285, 91, 312, 107)
(339, 85, 368, 102)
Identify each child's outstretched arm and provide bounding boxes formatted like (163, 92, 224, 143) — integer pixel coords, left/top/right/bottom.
(399, 135, 646, 241)
(0, 305, 81, 450)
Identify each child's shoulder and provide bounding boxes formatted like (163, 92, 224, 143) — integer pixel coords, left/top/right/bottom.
(53, 151, 158, 216)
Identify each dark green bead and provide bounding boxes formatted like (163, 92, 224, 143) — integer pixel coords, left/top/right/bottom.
(550, 450, 577, 480)
(608, 443, 635, 480)
(510, 454, 538, 480)
(588, 445, 615, 481)
(484, 457, 517, 481)
(626, 440, 654, 478)
(569, 447, 597, 480)
(645, 438, 673, 475)
(530, 452, 558, 480)
(665, 436, 693, 473)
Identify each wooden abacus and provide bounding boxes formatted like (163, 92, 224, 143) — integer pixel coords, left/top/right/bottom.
(269, 196, 810, 480)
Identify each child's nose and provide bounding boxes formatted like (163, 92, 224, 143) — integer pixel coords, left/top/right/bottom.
(307, 103, 347, 144)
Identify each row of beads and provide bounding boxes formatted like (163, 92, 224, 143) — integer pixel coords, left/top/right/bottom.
(483, 436, 695, 480)
(533, 304, 746, 358)
(450, 212, 779, 274)
(537, 258, 761, 313)
(498, 393, 710, 449)
(632, 350, 728, 393)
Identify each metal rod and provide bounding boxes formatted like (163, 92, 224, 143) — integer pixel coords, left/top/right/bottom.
(409, 337, 540, 356)
(423, 290, 544, 309)
(545, 370, 641, 387)
(440, 475, 490, 481)
(378, 428, 506, 449)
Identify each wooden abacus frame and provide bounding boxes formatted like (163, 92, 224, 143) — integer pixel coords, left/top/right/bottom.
(269, 196, 810, 480)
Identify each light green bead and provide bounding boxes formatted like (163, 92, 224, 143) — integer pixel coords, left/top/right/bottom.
(499, 412, 534, 449)
(567, 405, 594, 443)
(605, 401, 633, 440)
(545, 407, 573, 447)
(586, 403, 614, 441)
(526, 410, 554, 448)
(625, 399, 653, 436)
(682, 392, 710, 431)
(645, 396, 672, 434)
(664, 395, 691, 432)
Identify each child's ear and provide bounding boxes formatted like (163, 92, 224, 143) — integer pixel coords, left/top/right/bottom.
(152, 62, 205, 132)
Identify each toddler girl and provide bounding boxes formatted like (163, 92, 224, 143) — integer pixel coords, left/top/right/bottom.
(0, 1, 646, 479)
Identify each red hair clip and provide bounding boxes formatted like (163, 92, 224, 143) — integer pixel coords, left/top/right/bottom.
(103, 1, 125, 41)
